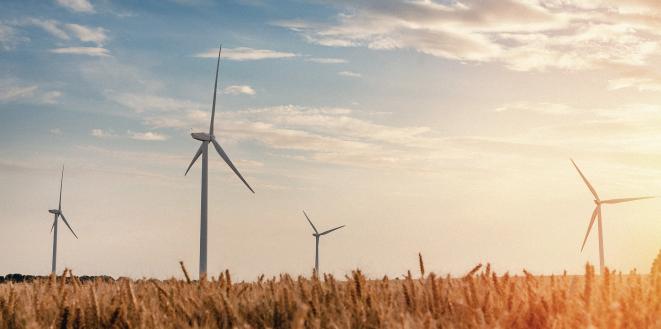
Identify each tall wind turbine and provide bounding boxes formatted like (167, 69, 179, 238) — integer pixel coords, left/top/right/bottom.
(48, 166, 78, 274)
(570, 159, 654, 273)
(303, 211, 345, 275)
(185, 44, 254, 279)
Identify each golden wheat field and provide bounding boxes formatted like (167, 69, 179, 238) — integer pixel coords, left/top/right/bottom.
(1, 254, 659, 329)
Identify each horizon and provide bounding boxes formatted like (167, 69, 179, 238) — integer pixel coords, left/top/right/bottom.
(1, 0, 660, 280)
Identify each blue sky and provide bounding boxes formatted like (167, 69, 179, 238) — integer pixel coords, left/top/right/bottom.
(1, 0, 661, 279)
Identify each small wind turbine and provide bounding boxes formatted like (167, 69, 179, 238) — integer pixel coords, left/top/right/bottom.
(48, 166, 78, 274)
(185, 44, 254, 279)
(303, 211, 345, 275)
(570, 159, 654, 273)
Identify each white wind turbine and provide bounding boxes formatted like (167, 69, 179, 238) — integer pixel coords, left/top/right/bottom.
(48, 166, 78, 274)
(571, 159, 654, 273)
(303, 211, 345, 275)
(185, 44, 254, 279)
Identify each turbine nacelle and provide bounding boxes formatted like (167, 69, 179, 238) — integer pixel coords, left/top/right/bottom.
(191, 132, 212, 141)
(48, 209, 60, 214)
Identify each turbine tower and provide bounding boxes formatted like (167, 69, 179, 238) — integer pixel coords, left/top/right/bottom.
(303, 211, 345, 275)
(571, 159, 654, 273)
(185, 44, 254, 279)
(49, 166, 78, 274)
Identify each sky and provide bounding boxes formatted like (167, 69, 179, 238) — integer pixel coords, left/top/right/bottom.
(1, 0, 660, 280)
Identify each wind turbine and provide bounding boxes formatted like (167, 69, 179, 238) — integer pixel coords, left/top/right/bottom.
(48, 166, 78, 274)
(303, 211, 345, 275)
(570, 159, 654, 273)
(185, 44, 254, 279)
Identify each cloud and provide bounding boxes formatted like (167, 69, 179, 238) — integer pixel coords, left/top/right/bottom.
(20, 19, 107, 44)
(0, 23, 28, 50)
(55, 0, 95, 13)
(22, 18, 69, 40)
(91, 128, 168, 141)
(494, 102, 578, 115)
(41, 90, 63, 104)
(50, 47, 110, 57)
(129, 131, 169, 141)
(169, 0, 213, 5)
(0, 81, 61, 104)
(608, 77, 661, 92)
(91, 128, 117, 139)
(111, 92, 205, 113)
(65, 24, 107, 46)
(275, 0, 661, 71)
(194, 47, 297, 61)
(223, 85, 256, 95)
(113, 93, 446, 169)
(18, 19, 108, 46)
(0, 85, 38, 102)
(306, 57, 348, 64)
(49, 128, 63, 135)
(338, 71, 362, 78)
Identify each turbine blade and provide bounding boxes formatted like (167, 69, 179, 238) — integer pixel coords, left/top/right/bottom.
(600, 196, 655, 204)
(303, 211, 318, 234)
(59, 213, 78, 239)
(570, 159, 600, 201)
(580, 207, 598, 252)
(50, 216, 57, 233)
(185, 144, 204, 176)
(320, 225, 345, 236)
(211, 138, 254, 193)
(58, 165, 64, 210)
(209, 44, 221, 135)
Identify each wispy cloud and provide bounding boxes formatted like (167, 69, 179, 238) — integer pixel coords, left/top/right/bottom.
(92, 128, 168, 141)
(608, 77, 661, 92)
(49, 128, 63, 135)
(91, 128, 117, 139)
(65, 24, 107, 46)
(111, 92, 205, 113)
(55, 0, 95, 13)
(0, 81, 62, 104)
(111, 92, 446, 169)
(338, 71, 361, 78)
(19, 19, 107, 46)
(0, 23, 28, 50)
(168, 0, 213, 6)
(129, 131, 169, 141)
(22, 18, 70, 40)
(223, 85, 256, 95)
(41, 91, 63, 104)
(0, 85, 38, 102)
(276, 0, 661, 72)
(494, 102, 577, 115)
(306, 57, 347, 64)
(194, 47, 297, 61)
(51, 47, 110, 57)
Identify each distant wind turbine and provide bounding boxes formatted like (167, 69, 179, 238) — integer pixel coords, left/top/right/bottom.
(570, 159, 654, 273)
(49, 166, 78, 274)
(185, 44, 255, 279)
(303, 210, 345, 275)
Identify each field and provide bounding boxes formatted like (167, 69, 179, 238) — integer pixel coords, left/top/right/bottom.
(1, 254, 659, 329)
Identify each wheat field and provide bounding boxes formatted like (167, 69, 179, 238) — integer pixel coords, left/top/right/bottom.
(1, 253, 659, 329)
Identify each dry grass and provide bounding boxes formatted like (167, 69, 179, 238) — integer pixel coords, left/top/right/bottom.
(1, 255, 659, 329)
